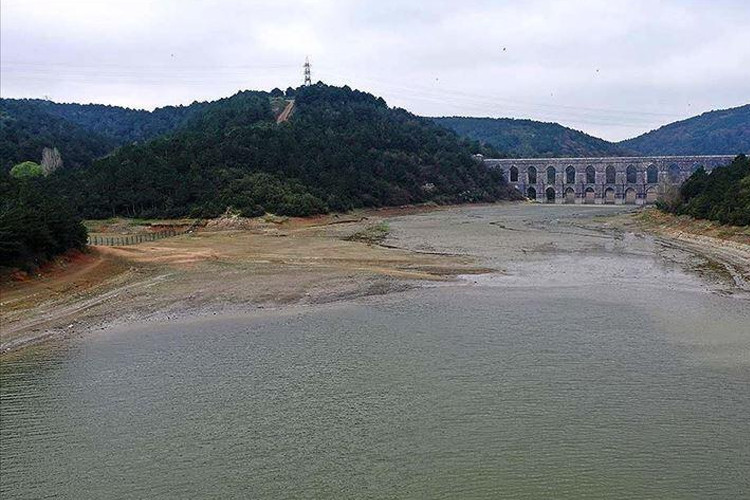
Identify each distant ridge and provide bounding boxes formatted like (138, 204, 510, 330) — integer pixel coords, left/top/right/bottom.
(0, 98, 205, 170)
(432, 116, 631, 158)
(618, 104, 750, 156)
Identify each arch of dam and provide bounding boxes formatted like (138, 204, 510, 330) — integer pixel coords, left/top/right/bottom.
(483, 155, 735, 205)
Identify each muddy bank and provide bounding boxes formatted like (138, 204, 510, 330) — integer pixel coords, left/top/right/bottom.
(0, 207, 489, 353)
(3, 203, 748, 354)
(620, 209, 750, 292)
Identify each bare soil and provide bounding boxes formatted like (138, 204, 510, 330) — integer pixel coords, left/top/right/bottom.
(1, 206, 486, 353)
(3, 204, 747, 354)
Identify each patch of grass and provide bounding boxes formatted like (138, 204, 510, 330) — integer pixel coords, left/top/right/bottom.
(345, 222, 390, 245)
(262, 213, 289, 225)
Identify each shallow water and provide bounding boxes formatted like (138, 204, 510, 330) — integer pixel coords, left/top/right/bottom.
(2, 205, 749, 498)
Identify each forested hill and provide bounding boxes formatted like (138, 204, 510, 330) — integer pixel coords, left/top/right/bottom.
(0, 98, 205, 170)
(51, 85, 518, 219)
(1, 99, 116, 170)
(432, 116, 631, 158)
(619, 104, 750, 155)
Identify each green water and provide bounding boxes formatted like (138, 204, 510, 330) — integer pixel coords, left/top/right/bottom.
(2, 205, 749, 498)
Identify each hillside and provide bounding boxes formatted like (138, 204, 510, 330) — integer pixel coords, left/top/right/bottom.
(49, 85, 517, 219)
(620, 105, 750, 155)
(0, 98, 206, 171)
(432, 116, 630, 158)
(29, 99, 206, 144)
(0, 99, 117, 170)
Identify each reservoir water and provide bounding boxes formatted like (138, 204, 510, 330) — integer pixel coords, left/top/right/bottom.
(2, 205, 749, 498)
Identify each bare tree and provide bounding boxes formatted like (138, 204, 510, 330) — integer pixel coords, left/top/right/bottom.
(41, 147, 63, 175)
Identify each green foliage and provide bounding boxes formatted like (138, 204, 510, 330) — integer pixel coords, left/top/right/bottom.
(345, 222, 390, 245)
(1, 100, 116, 171)
(621, 105, 750, 155)
(660, 155, 750, 226)
(0, 97, 211, 171)
(219, 172, 327, 217)
(0, 172, 88, 270)
(10, 161, 43, 178)
(51, 85, 519, 219)
(433, 116, 631, 157)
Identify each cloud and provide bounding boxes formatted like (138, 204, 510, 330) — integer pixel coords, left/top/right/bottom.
(1, 0, 748, 140)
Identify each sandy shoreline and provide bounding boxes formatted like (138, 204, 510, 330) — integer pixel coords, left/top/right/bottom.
(2, 203, 748, 354)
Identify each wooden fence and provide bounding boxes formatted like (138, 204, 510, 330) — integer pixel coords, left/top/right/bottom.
(88, 228, 190, 246)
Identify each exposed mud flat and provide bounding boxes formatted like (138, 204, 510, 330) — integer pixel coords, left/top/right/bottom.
(1, 207, 487, 352)
(2, 203, 748, 354)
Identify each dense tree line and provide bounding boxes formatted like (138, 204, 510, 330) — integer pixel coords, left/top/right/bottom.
(433, 116, 631, 158)
(659, 155, 750, 225)
(52, 85, 519, 219)
(0, 172, 87, 270)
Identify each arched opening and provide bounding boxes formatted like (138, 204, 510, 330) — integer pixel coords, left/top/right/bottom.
(527, 187, 537, 200)
(566, 166, 575, 184)
(647, 164, 658, 184)
(510, 166, 519, 182)
(545, 187, 556, 203)
(668, 163, 681, 182)
(624, 188, 637, 204)
(547, 166, 556, 184)
(645, 188, 658, 203)
(586, 165, 596, 184)
(604, 187, 615, 204)
(564, 187, 575, 204)
(528, 166, 537, 184)
(605, 165, 616, 184)
(584, 187, 596, 204)
(626, 165, 637, 184)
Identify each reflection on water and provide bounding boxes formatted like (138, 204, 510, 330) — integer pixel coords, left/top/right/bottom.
(2, 205, 749, 499)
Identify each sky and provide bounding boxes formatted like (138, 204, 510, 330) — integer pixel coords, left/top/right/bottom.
(2, 0, 749, 141)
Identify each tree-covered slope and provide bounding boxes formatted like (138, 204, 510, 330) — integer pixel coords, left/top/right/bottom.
(0, 98, 207, 171)
(28, 99, 207, 144)
(54, 85, 518, 219)
(620, 105, 750, 155)
(432, 116, 630, 158)
(0, 99, 117, 170)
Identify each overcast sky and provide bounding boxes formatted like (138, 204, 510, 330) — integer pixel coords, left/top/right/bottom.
(2, 0, 748, 141)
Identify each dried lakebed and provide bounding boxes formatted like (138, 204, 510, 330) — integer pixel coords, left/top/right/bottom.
(2, 204, 749, 499)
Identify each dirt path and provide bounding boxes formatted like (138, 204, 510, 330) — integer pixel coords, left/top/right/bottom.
(276, 100, 294, 123)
